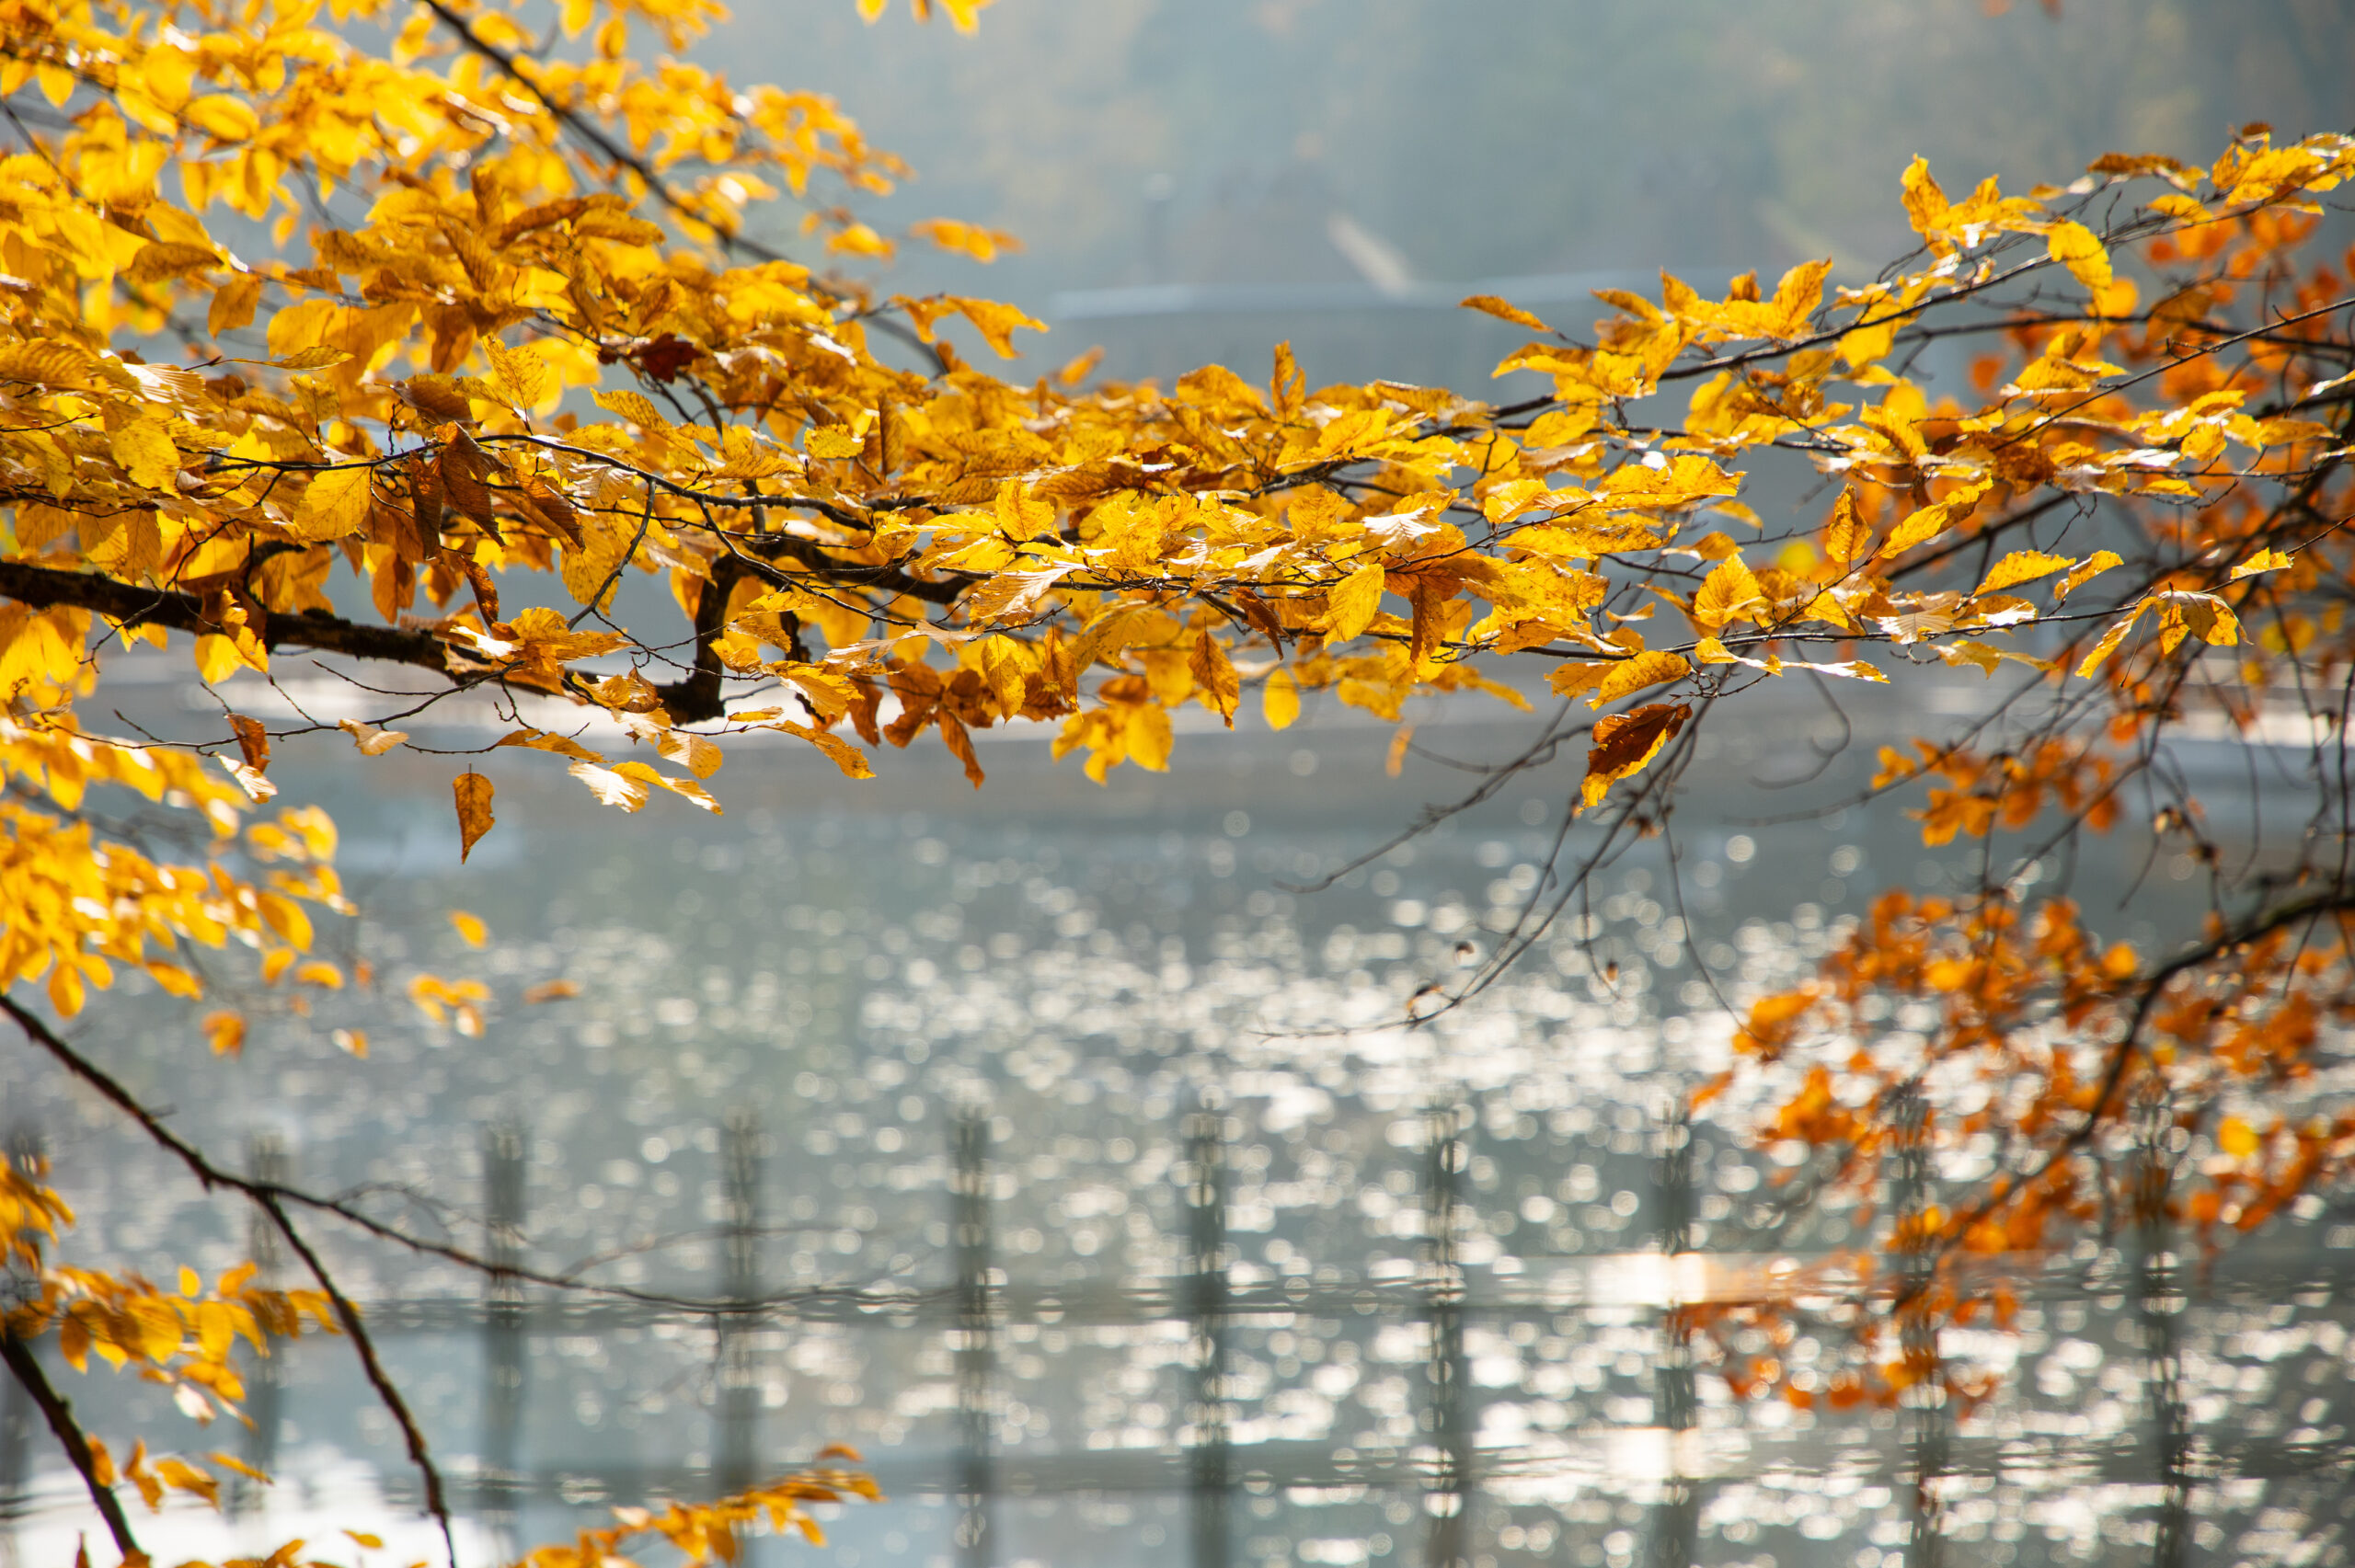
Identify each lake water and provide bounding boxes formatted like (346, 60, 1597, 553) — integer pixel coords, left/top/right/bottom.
(4, 655, 2350, 1568)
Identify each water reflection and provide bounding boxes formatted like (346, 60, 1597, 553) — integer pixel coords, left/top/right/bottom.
(4, 679, 2350, 1568)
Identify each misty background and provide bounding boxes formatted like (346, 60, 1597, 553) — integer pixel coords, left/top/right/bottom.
(697, 0, 2354, 382)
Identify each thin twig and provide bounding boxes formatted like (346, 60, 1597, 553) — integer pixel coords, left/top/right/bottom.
(0, 996, 456, 1568)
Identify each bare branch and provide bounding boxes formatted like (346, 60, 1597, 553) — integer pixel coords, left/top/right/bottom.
(0, 1330, 143, 1562)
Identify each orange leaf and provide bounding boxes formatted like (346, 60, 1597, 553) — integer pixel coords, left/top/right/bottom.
(454, 773, 496, 862)
(1581, 702, 1691, 809)
(1460, 294, 1550, 331)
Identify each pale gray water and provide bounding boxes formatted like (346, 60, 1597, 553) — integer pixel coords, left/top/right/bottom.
(4, 657, 2351, 1568)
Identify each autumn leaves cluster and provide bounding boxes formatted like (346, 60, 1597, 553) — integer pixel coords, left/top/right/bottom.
(2, 0, 2355, 1542)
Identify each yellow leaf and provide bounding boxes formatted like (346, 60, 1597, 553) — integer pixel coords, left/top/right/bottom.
(2154, 590, 2239, 648)
(126, 241, 219, 283)
(184, 93, 259, 141)
(2054, 550, 2123, 602)
(941, 296, 1045, 358)
(193, 1299, 233, 1364)
(1460, 294, 1550, 331)
(1123, 703, 1174, 773)
(155, 1459, 218, 1506)
(110, 418, 181, 492)
(257, 893, 311, 948)
(932, 709, 984, 787)
(1591, 649, 1690, 707)
(209, 1453, 269, 1484)
(1263, 668, 1300, 731)
(1325, 560, 1387, 644)
(1878, 486, 1984, 558)
(1901, 156, 1952, 248)
(219, 754, 277, 802)
(1935, 639, 2005, 677)
(568, 760, 652, 812)
(993, 479, 1056, 542)
(1189, 632, 1238, 725)
(2217, 1116, 2259, 1159)
(484, 338, 548, 409)
(657, 728, 725, 780)
(1385, 725, 1414, 777)
(1972, 551, 2074, 597)
(2046, 221, 2113, 291)
(2231, 548, 2292, 580)
(2092, 275, 2139, 320)
(649, 771, 725, 814)
(1691, 555, 1763, 629)
(827, 222, 894, 258)
(765, 721, 874, 780)
(454, 773, 496, 861)
(450, 910, 488, 947)
(1547, 661, 1611, 701)
(295, 466, 374, 543)
(1823, 489, 1869, 564)
(493, 727, 603, 764)
(1581, 702, 1691, 809)
(594, 388, 671, 431)
(805, 427, 866, 460)
(911, 217, 1019, 263)
(192, 631, 243, 682)
(201, 1012, 245, 1057)
(2074, 602, 2149, 678)
(338, 718, 409, 755)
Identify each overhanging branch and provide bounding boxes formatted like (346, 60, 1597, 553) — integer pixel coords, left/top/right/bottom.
(0, 562, 451, 675)
(0, 1331, 143, 1561)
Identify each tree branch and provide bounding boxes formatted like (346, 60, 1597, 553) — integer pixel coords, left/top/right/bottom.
(656, 552, 747, 724)
(0, 1330, 144, 1562)
(410, 0, 948, 372)
(0, 562, 451, 675)
(0, 996, 455, 1568)
(251, 1192, 457, 1568)
(1906, 887, 2355, 1301)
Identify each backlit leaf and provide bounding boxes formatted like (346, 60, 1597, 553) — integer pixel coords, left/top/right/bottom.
(295, 466, 374, 543)
(1591, 649, 1691, 707)
(1691, 555, 1763, 629)
(1972, 551, 2073, 597)
(1264, 669, 1301, 731)
(454, 773, 496, 860)
(2045, 221, 2113, 291)
(1823, 489, 1869, 565)
(109, 419, 180, 492)
(1460, 294, 1550, 331)
(338, 719, 410, 755)
(2054, 550, 2123, 601)
(1325, 561, 1387, 644)
(1581, 703, 1692, 809)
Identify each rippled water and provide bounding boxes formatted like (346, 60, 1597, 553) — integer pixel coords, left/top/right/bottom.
(4, 664, 2349, 1568)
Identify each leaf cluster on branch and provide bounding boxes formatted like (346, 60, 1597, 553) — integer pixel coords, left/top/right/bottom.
(4, 0, 2355, 1558)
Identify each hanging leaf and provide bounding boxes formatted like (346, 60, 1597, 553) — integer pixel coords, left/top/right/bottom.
(454, 773, 496, 860)
(1582, 702, 1692, 809)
